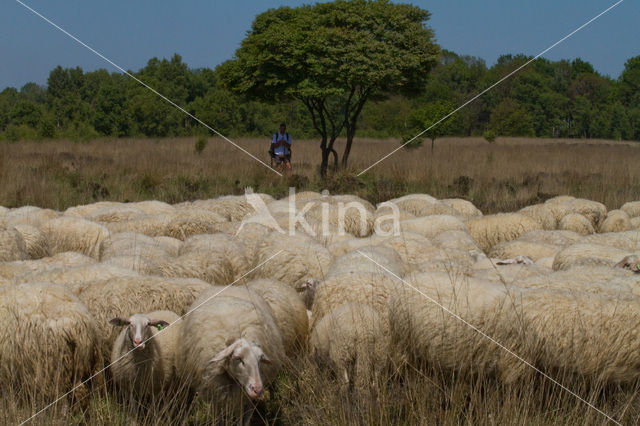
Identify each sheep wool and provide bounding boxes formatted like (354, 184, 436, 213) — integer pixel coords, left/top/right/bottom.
(488, 240, 561, 262)
(0, 227, 29, 262)
(309, 303, 388, 387)
(3, 206, 60, 228)
(441, 198, 483, 218)
(252, 231, 333, 288)
(466, 213, 541, 253)
(246, 278, 309, 355)
(396, 215, 468, 240)
(552, 243, 637, 271)
(557, 213, 594, 236)
(41, 216, 110, 259)
(0, 283, 101, 402)
(621, 200, 640, 219)
(164, 209, 229, 241)
(12, 224, 51, 259)
(517, 230, 582, 247)
(598, 209, 632, 233)
(518, 204, 557, 230)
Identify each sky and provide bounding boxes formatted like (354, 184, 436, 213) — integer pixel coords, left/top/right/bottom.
(1, 0, 638, 90)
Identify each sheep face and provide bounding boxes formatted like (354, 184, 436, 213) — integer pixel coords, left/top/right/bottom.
(109, 314, 170, 350)
(298, 278, 320, 309)
(614, 255, 640, 272)
(210, 338, 272, 399)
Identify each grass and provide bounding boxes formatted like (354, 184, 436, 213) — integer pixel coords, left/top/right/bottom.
(1, 136, 639, 212)
(3, 135, 640, 424)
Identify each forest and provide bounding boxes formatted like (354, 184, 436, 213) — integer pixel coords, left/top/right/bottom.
(1, 51, 639, 144)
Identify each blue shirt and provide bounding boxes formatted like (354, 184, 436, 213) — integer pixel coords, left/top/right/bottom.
(272, 132, 291, 156)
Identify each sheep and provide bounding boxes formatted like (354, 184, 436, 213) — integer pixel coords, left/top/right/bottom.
(246, 278, 309, 355)
(387, 272, 531, 383)
(64, 201, 122, 218)
(251, 231, 333, 289)
(104, 255, 160, 275)
(164, 209, 229, 240)
(100, 232, 171, 261)
(0, 227, 29, 262)
(387, 196, 459, 218)
(130, 200, 176, 216)
(12, 224, 51, 259)
(470, 257, 551, 284)
(309, 303, 388, 387)
(466, 213, 541, 253)
(190, 194, 268, 222)
(104, 213, 175, 237)
(432, 229, 481, 252)
(614, 255, 640, 272)
(310, 270, 403, 333)
(77, 276, 210, 359)
(517, 287, 640, 385)
(3, 206, 60, 228)
(394, 215, 468, 239)
(621, 200, 640, 219)
(177, 290, 285, 422)
(327, 235, 385, 258)
(109, 310, 182, 398)
(551, 243, 639, 270)
(157, 233, 249, 285)
(561, 198, 607, 228)
(301, 198, 375, 238)
(152, 236, 182, 257)
(558, 213, 594, 236)
(488, 240, 561, 261)
(441, 198, 483, 218)
(86, 204, 146, 223)
(632, 217, 640, 229)
(0, 251, 96, 281)
(599, 209, 632, 233)
(41, 216, 110, 259)
(328, 245, 405, 278)
(231, 222, 273, 259)
(518, 204, 557, 230)
(0, 283, 101, 403)
(580, 232, 640, 251)
(298, 278, 320, 310)
(516, 229, 582, 247)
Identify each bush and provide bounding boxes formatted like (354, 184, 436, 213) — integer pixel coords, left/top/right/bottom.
(483, 129, 496, 143)
(401, 133, 423, 148)
(194, 136, 208, 154)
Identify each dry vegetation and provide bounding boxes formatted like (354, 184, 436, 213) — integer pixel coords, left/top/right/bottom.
(3, 136, 640, 425)
(1, 136, 639, 213)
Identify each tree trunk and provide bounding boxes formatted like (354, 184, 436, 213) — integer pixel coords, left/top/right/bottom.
(431, 138, 435, 154)
(320, 136, 329, 177)
(330, 148, 339, 170)
(342, 128, 355, 169)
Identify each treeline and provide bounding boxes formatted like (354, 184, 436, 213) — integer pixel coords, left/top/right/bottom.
(1, 51, 639, 142)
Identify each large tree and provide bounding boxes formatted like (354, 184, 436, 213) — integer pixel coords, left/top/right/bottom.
(219, 0, 439, 176)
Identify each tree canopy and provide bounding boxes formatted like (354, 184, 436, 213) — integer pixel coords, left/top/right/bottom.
(219, 0, 439, 175)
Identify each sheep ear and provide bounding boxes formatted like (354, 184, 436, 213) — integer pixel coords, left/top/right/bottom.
(109, 317, 129, 327)
(211, 340, 242, 363)
(496, 259, 515, 265)
(260, 353, 272, 365)
(148, 320, 170, 328)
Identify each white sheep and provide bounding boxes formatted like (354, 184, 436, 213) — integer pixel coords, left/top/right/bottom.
(614, 255, 640, 273)
(3, 205, 60, 228)
(130, 200, 176, 216)
(246, 279, 309, 355)
(621, 200, 640, 219)
(64, 201, 122, 218)
(432, 229, 481, 252)
(0, 251, 96, 281)
(0, 283, 101, 403)
(86, 204, 146, 223)
(41, 216, 110, 259)
(551, 243, 639, 270)
(386, 195, 459, 217)
(105, 213, 175, 237)
(326, 245, 404, 278)
(177, 290, 285, 422)
(388, 272, 530, 383)
(12, 224, 51, 259)
(598, 209, 632, 233)
(557, 213, 594, 236)
(157, 233, 249, 285)
(466, 213, 542, 253)
(518, 287, 640, 385)
(310, 270, 403, 334)
(164, 209, 229, 240)
(0, 227, 28, 262)
(580, 232, 640, 251)
(516, 229, 582, 247)
(488, 240, 561, 262)
(394, 214, 468, 239)
(518, 204, 557, 230)
(109, 310, 182, 398)
(251, 231, 333, 289)
(309, 303, 388, 387)
(441, 198, 483, 218)
(77, 276, 210, 359)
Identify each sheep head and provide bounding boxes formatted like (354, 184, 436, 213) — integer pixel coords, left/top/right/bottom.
(298, 278, 320, 309)
(109, 314, 170, 350)
(614, 255, 640, 272)
(209, 338, 272, 399)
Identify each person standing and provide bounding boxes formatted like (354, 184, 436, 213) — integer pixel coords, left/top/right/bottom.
(271, 123, 292, 175)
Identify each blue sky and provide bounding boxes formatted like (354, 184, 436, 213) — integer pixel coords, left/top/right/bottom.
(1, 0, 637, 89)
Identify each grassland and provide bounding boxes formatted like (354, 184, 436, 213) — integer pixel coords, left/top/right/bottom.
(3, 136, 640, 425)
(1, 136, 639, 212)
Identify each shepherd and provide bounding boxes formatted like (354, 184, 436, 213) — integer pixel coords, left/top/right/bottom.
(270, 123, 292, 176)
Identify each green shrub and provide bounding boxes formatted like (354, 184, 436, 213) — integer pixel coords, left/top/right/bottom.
(483, 129, 496, 143)
(194, 136, 208, 154)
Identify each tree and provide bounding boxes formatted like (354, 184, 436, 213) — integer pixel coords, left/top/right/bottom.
(220, 0, 439, 176)
(410, 100, 460, 152)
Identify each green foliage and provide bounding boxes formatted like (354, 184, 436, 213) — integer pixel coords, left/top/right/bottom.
(483, 130, 496, 143)
(410, 100, 460, 142)
(401, 133, 423, 148)
(194, 136, 208, 154)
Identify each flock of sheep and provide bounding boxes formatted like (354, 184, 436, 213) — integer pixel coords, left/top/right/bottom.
(2, 191, 640, 422)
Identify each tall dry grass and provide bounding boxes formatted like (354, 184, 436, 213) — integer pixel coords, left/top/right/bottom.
(1, 136, 639, 212)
